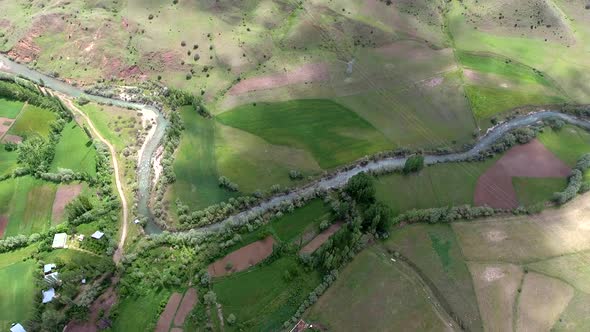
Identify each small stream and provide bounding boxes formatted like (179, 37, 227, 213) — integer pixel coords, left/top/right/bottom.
(3, 55, 590, 236)
(0, 55, 166, 233)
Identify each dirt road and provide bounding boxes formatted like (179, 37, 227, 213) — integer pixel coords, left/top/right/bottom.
(60, 96, 128, 264)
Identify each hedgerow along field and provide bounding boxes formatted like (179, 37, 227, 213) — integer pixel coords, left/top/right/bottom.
(216, 99, 392, 169)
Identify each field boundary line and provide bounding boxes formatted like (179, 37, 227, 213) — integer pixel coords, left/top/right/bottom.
(0, 101, 27, 141)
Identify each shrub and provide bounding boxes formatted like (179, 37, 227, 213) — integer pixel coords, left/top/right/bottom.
(403, 155, 424, 174)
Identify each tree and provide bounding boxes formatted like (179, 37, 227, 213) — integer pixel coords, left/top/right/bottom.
(227, 313, 237, 325)
(344, 173, 375, 203)
(17, 135, 52, 172)
(364, 201, 392, 233)
(403, 155, 424, 174)
(66, 195, 94, 221)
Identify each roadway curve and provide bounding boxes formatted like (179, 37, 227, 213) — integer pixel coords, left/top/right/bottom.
(59, 95, 128, 264)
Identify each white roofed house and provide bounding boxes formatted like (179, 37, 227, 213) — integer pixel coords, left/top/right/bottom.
(10, 323, 26, 332)
(43, 263, 59, 282)
(91, 231, 104, 239)
(51, 233, 68, 249)
(42, 288, 55, 304)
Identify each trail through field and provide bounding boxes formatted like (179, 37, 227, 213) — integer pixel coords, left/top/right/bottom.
(375, 247, 460, 331)
(59, 96, 128, 264)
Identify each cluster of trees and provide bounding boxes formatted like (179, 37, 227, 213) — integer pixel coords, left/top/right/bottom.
(160, 111, 183, 184)
(174, 195, 258, 228)
(553, 153, 590, 204)
(392, 205, 498, 225)
(488, 127, 537, 155)
(403, 155, 425, 174)
(283, 270, 339, 329)
(218, 176, 239, 192)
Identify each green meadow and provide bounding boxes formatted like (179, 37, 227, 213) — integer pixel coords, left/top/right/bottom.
(172, 106, 237, 210)
(213, 257, 320, 331)
(0, 98, 24, 119)
(8, 104, 56, 139)
(0, 146, 17, 177)
(0, 247, 37, 331)
(217, 99, 392, 169)
(0, 177, 56, 238)
(375, 159, 497, 214)
(51, 121, 97, 176)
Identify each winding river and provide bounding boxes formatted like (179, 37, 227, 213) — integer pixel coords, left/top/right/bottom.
(0, 55, 166, 233)
(2, 54, 590, 236)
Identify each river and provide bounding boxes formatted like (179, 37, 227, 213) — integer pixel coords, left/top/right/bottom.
(0, 54, 166, 233)
(2, 54, 590, 236)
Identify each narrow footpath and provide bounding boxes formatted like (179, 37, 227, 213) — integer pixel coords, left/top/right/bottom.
(59, 95, 129, 264)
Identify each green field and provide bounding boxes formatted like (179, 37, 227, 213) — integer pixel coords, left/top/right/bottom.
(51, 121, 97, 175)
(375, 158, 497, 214)
(226, 199, 332, 253)
(0, 247, 37, 331)
(513, 177, 567, 207)
(305, 246, 450, 331)
(217, 99, 392, 169)
(384, 224, 483, 331)
(112, 290, 171, 332)
(0, 146, 17, 177)
(464, 85, 566, 124)
(213, 257, 320, 331)
(77, 103, 140, 152)
(0, 177, 56, 238)
(0, 98, 24, 119)
(172, 106, 237, 210)
(8, 104, 56, 139)
(538, 125, 590, 166)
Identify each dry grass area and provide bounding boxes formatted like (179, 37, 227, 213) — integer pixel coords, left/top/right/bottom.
(468, 262, 523, 332)
(516, 272, 573, 332)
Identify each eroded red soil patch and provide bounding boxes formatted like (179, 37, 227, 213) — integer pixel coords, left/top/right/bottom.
(208, 236, 275, 277)
(300, 223, 343, 254)
(0, 215, 8, 238)
(156, 292, 182, 332)
(173, 288, 198, 327)
(52, 184, 83, 222)
(8, 14, 65, 63)
(475, 139, 571, 209)
(228, 63, 330, 95)
(0, 117, 15, 137)
(2, 134, 22, 144)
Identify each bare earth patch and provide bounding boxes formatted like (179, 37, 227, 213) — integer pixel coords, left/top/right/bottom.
(474, 139, 571, 209)
(2, 134, 22, 144)
(516, 272, 573, 332)
(0, 117, 14, 137)
(468, 262, 523, 332)
(8, 14, 64, 63)
(156, 292, 182, 332)
(173, 288, 198, 327)
(0, 215, 7, 238)
(228, 63, 330, 95)
(300, 223, 343, 255)
(52, 184, 83, 223)
(208, 236, 275, 277)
